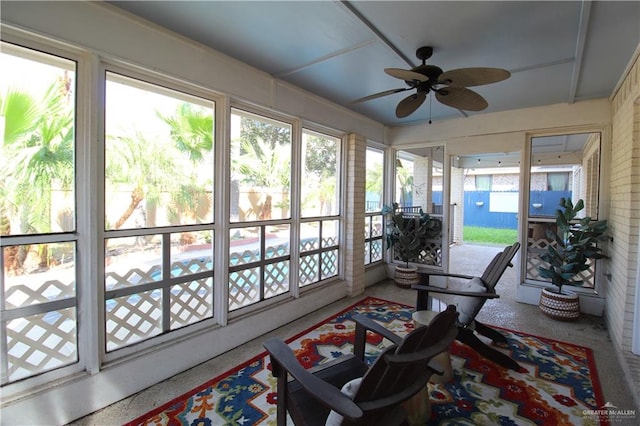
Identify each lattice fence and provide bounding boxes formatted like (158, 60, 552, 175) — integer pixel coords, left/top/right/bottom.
(3, 279, 77, 382)
(4, 307, 77, 382)
(526, 232, 594, 287)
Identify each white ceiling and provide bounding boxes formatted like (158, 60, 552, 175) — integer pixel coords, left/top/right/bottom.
(110, 1, 639, 127)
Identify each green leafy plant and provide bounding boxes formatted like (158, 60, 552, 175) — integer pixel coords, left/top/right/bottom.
(538, 198, 608, 294)
(383, 202, 442, 267)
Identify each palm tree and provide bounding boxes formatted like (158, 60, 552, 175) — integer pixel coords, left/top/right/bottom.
(234, 136, 291, 220)
(302, 134, 338, 216)
(231, 117, 291, 220)
(1, 78, 74, 270)
(157, 103, 213, 161)
(395, 161, 414, 206)
(105, 131, 193, 229)
(365, 161, 384, 211)
(159, 103, 214, 225)
(106, 102, 214, 230)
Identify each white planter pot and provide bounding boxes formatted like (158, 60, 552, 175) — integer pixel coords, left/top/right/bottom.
(394, 265, 420, 289)
(539, 287, 580, 321)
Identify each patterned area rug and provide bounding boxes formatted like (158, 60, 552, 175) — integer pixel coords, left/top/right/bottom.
(125, 297, 609, 426)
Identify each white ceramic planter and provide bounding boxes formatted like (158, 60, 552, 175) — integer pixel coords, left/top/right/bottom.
(394, 265, 420, 289)
(539, 287, 580, 321)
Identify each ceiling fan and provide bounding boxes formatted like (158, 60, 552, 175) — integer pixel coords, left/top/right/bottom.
(351, 46, 511, 118)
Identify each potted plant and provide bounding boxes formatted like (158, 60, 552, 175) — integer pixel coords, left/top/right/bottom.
(537, 198, 608, 320)
(383, 203, 442, 288)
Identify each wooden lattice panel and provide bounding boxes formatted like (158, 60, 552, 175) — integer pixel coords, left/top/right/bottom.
(299, 254, 319, 286)
(526, 236, 595, 287)
(229, 249, 260, 266)
(265, 243, 289, 259)
(5, 308, 77, 382)
(369, 240, 383, 262)
(264, 261, 289, 298)
(170, 278, 214, 329)
(322, 237, 337, 247)
(418, 239, 442, 267)
(170, 257, 212, 277)
(106, 290, 162, 351)
(106, 264, 162, 290)
(4, 279, 74, 308)
(300, 239, 319, 252)
(321, 250, 338, 279)
(228, 268, 260, 311)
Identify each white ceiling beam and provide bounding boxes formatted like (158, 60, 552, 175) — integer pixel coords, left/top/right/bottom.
(568, 1, 592, 103)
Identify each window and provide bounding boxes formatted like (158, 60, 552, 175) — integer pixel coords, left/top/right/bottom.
(475, 175, 492, 191)
(547, 172, 569, 191)
(0, 35, 346, 396)
(228, 109, 292, 310)
(395, 154, 415, 207)
(1, 42, 78, 384)
(299, 129, 341, 286)
(104, 72, 215, 351)
(301, 130, 340, 217)
(365, 147, 384, 265)
(527, 132, 602, 287)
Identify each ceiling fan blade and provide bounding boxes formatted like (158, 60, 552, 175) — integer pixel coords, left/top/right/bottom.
(438, 67, 510, 87)
(348, 88, 409, 105)
(385, 68, 428, 82)
(396, 92, 427, 118)
(436, 86, 488, 111)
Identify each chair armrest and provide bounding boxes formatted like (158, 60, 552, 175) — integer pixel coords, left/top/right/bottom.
(384, 326, 458, 364)
(418, 271, 475, 280)
(351, 314, 402, 359)
(411, 284, 500, 299)
(263, 338, 363, 421)
(352, 314, 403, 345)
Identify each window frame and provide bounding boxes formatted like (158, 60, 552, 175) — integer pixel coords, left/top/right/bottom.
(546, 171, 570, 191)
(0, 28, 348, 397)
(297, 123, 346, 291)
(0, 33, 88, 391)
(99, 61, 223, 362)
(364, 145, 385, 266)
(475, 174, 492, 191)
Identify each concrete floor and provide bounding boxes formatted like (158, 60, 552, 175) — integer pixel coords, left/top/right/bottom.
(72, 244, 640, 425)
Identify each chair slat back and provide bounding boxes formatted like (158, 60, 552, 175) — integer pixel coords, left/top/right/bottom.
(481, 242, 520, 292)
(353, 305, 457, 406)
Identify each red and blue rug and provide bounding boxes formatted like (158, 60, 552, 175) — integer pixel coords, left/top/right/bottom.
(125, 297, 609, 425)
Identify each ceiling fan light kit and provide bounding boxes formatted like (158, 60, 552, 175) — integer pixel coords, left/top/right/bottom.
(352, 46, 510, 118)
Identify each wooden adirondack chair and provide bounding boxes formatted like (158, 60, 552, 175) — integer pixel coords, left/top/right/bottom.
(413, 242, 521, 371)
(263, 305, 458, 426)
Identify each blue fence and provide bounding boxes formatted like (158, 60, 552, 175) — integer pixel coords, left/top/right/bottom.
(528, 190, 572, 217)
(464, 191, 518, 229)
(431, 190, 571, 230)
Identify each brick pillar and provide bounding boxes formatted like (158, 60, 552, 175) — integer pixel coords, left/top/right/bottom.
(344, 133, 366, 296)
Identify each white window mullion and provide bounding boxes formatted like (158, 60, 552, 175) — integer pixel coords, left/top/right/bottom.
(214, 96, 231, 326)
(290, 120, 302, 298)
(77, 52, 102, 375)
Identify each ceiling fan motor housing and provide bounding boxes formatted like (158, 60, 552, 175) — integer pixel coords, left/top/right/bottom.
(352, 44, 509, 117)
(409, 64, 444, 90)
(416, 46, 433, 61)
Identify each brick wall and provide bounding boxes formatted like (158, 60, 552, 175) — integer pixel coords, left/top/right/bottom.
(344, 133, 366, 296)
(607, 53, 640, 351)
